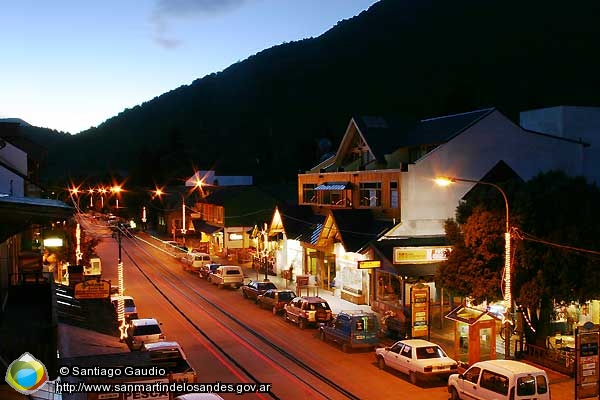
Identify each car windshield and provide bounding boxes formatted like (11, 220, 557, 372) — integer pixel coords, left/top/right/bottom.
(124, 299, 135, 308)
(415, 346, 446, 359)
(258, 283, 276, 290)
(309, 302, 330, 311)
(226, 270, 240, 275)
(279, 292, 295, 301)
(134, 324, 162, 335)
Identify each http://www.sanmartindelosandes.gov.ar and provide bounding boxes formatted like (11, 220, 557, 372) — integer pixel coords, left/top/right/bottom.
(5, 352, 49, 395)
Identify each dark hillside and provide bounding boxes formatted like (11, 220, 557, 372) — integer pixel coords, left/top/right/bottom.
(24, 0, 600, 186)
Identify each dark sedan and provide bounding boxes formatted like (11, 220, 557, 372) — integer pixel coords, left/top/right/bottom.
(256, 289, 296, 315)
(241, 280, 277, 301)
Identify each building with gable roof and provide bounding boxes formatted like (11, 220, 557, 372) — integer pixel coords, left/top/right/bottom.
(284, 106, 591, 310)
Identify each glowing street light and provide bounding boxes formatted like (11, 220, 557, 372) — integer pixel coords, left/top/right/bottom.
(435, 176, 513, 359)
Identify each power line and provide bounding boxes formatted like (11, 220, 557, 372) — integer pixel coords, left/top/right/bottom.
(513, 228, 600, 256)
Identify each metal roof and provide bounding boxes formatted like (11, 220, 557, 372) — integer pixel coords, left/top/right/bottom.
(314, 182, 351, 191)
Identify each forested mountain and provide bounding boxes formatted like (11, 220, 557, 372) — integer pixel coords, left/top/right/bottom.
(18, 0, 600, 186)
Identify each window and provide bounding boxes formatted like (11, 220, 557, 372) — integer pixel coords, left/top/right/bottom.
(480, 370, 509, 395)
(463, 367, 480, 384)
(229, 233, 243, 241)
(416, 346, 445, 359)
(359, 182, 382, 207)
(390, 343, 403, 354)
(400, 344, 412, 358)
(303, 184, 317, 203)
(390, 181, 398, 208)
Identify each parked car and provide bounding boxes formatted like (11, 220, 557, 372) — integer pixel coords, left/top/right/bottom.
(284, 296, 332, 329)
(199, 263, 222, 280)
(375, 339, 458, 385)
(110, 294, 138, 322)
(319, 310, 380, 352)
(241, 280, 278, 301)
(181, 252, 212, 273)
(257, 289, 297, 315)
(208, 265, 244, 289)
(448, 360, 550, 400)
(125, 318, 166, 351)
(141, 341, 188, 359)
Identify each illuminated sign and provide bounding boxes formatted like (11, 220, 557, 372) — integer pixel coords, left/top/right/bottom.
(43, 238, 63, 247)
(74, 280, 110, 300)
(411, 284, 430, 338)
(229, 233, 243, 240)
(357, 260, 381, 269)
(393, 246, 451, 264)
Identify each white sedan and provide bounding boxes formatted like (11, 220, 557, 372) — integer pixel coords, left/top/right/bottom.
(375, 339, 458, 384)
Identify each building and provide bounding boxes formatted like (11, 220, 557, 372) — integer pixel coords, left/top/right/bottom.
(0, 122, 74, 394)
(271, 107, 594, 311)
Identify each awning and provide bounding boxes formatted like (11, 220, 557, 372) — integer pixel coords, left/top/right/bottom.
(191, 220, 223, 234)
(314, 182, 351, 191)
(0, 195, 74, 242)
(445, 305, 500, 325)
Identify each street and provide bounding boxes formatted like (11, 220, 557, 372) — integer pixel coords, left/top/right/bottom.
(87, 221, 451, 400)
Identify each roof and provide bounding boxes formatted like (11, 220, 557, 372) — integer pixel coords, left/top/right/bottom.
(275, 204, 325, 244)
(352, 108, 494, 161)
(329, 209, 392, 252)
(471, 360, 546, 374)
(204, 185, 278, 227)
(131, 318, 160, 326)
(191, 220, 223, 233)
(0, 195, 74, 242)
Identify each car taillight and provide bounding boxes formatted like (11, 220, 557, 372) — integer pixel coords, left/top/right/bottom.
(159, 334, 165, 340)
(424, 366, 433, 373)
(300, 311, 308, 318)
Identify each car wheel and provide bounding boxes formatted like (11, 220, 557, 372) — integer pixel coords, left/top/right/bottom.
(272, 306, 278, 315)
(377, 357, 386, 370)
(409, 371, 418, 385)
(299, 318, 307, 330)
(242, 291, 248, 299)
(449, 387, 461, 400)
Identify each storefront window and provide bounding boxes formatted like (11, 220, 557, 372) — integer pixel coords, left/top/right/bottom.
(376, 271, 401, 303)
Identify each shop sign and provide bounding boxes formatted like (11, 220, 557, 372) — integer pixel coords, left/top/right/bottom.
(357, 260, 381, 269)
(74, 279, 111, 300)
(576, 323, 600, 399)
(411, 283, 430, 338)
(393, 246, 451, 264)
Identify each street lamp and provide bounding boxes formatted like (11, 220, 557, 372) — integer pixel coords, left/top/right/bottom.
(435, 176, 513, 359)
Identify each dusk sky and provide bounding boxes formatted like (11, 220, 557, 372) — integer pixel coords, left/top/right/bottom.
(2, 0, 378, 134)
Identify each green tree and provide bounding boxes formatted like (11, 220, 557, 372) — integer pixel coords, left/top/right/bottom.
(513, 171, 600, 345)
(436, 170, 600, 346)
(436, 207, 504, 305)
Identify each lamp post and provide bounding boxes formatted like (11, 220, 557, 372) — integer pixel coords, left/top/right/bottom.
(181, 194, 187, 245)
(435, 176, 512, 359)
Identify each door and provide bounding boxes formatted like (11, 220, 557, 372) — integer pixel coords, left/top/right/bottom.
(386, 342, 404, 372)
(458, 366, 482, 400)
(398, 344, 413, 374)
